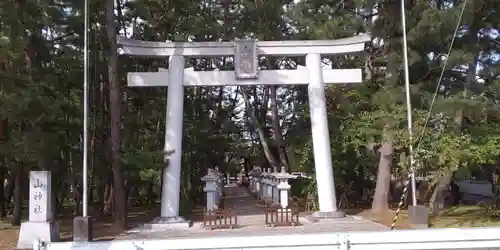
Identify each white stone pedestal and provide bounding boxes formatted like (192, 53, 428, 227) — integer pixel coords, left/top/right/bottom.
(142, 216, 191, 230)
(18, 221, 60, 249)
(18, 171, 60, 249)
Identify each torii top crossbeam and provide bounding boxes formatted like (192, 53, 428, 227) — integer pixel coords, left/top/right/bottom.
(117, 34, 370, 57)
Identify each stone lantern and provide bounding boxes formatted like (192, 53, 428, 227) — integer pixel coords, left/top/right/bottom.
(201, 168, 219, 211)
(273, 166, 296, 209)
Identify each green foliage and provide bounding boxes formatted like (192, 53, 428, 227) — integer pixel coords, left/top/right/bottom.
(122, 150, 166, 171)
(0, 0, 498, 219)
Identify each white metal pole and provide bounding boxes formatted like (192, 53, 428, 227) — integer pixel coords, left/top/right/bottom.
(82, 0, 89, 217)
(401, 0, 417, 205)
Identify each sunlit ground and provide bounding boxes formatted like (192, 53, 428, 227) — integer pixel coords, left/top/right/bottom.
(2, 205, 500, 249)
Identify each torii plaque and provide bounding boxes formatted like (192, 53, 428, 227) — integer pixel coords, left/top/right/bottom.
(234, 39, 258, 79)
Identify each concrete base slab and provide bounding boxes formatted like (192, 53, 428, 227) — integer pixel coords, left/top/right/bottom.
(73, 216, 93, 242)
(141, 216, 192, 231)
(17, 221, 60, 249)
(117, 215, 388, 241)
(306, 210, 346, 222)
(408, 205, 429, 228)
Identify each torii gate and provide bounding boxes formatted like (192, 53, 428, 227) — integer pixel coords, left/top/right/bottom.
(118, 34, 370, 224)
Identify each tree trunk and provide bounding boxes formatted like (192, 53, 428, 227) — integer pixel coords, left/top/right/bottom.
(106, 0, 127, 229)
(436, 21, 480, 215)
(95, 174, 105, 213)
(11, 166, 22, 226)
(270, 86, 290, 172)
(72, 180, 82, 216)
(371, 21, 399, 213)
(372, 128, 393, 214)
(4, 170, 15, 211)
(103, 184, 114, 215)
(242, 88, 280, 168)
(0, 159, 5, 217)
(429, 172, 453, 216)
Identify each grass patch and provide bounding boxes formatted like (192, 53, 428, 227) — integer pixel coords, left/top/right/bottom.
(430, 205, 500, 228)
(354, 204, 500, 229)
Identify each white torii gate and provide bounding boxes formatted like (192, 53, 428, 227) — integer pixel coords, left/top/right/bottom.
(118, 34, 370, 224)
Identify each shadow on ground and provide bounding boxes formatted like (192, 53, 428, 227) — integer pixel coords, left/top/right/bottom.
(0, 204, 159, 249)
